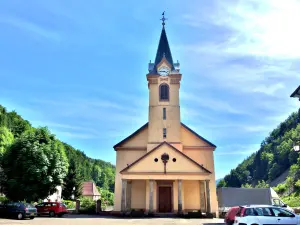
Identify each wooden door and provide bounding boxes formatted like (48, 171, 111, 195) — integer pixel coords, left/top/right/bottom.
(158, 186, 172, 212)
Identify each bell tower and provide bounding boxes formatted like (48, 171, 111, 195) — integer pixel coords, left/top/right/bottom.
(146, 14, 182, 151)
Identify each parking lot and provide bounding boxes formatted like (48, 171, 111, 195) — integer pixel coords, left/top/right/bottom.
(0, 215, 224, 225)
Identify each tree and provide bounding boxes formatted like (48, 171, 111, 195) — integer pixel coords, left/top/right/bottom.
(1, 127, 68, 202)
(0, 127, 14, 154)
(62, 159, 83, 200)
(255, 180, 269, 188)
(217, 179, 227, 188)
(241, 183, 252, 188)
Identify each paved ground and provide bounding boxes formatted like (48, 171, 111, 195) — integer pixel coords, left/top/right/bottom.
(0, 215, 225, 225)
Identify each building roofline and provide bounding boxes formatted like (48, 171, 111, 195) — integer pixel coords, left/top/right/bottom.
(120, 141, 211, 174)
(290, 85, 300, 98)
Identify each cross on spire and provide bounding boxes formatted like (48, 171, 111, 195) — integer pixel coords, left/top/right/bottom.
(160, 11, 167, 27)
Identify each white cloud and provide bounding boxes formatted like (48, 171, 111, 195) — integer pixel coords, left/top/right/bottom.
(0, 15, 61, 42)
(216, 144, 260, 156)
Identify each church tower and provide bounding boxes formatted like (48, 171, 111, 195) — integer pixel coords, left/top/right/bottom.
(146, 17, 182, 151)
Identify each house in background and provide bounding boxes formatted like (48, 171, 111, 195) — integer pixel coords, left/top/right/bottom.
(82, 181, 101, 201)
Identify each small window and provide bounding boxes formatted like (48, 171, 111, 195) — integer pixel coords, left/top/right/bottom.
(163, 108, 166, 120)
(172, 158, 176, 162)
(154, 158, 158, 162)
(159, 84, 169, 101)
(163, 128, 167, 138)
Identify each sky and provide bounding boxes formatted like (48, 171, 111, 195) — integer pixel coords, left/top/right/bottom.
(0, 0, 299, 179)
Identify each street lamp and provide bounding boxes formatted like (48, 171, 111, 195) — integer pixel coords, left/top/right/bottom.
(71, 187, 75, 200)
(290, 85, 300, 101)
(293, 139, 300, 152)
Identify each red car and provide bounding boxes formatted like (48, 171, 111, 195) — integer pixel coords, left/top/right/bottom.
(36, 202, 68, 217)
(224, 206, 240, 225)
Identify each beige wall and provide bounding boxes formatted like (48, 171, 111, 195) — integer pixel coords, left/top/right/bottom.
(183, 180, 200, 210)
(119, 127, 148, 148)
(113, 150, 147, 211)
(181, 125, 213, 147)
(131, 180, 146, 209)
(148, 74, 181, 145)
(126, 144, 206, 173)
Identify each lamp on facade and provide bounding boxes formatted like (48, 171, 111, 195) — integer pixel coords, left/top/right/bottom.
(293, 139, 300, 152)
(161, 153, 169, 174)
(290, 85, 300, 101)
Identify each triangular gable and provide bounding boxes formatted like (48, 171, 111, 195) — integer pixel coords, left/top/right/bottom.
(114, 123, 148, 149)
(181, 123, 216, 148)
(120, 142, 211, 174)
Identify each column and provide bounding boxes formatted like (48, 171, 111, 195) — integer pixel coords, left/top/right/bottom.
(126, 181, 132, 211)
(178, 180, 182, 213)
(121, 179, 127, 212)
(199, 181, 206, 212)
(205, 180, 211, 213)
(149, 180, 154, 213)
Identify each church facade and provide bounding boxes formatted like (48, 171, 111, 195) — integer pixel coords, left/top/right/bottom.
(113, 21, 218, 216)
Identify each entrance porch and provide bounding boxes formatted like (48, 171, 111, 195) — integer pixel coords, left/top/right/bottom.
(121, 179, 212, 215)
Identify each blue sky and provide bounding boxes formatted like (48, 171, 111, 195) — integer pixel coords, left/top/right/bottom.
(0, 0, 299, 179)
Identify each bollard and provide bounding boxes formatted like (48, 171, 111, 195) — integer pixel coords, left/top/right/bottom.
(96, 199, 102, 213)
(75, 199, 80, 214)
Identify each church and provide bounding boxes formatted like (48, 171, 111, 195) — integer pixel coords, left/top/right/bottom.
(113, 17, 218, 217)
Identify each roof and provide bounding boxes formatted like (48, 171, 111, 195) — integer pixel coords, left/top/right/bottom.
(82, 181, 100, 196)
(150, 27, 175, 74)
(120, 141, 212, 174)
(290, 85, 300, 98)
(181, 123, 217, 148)
(113, 122, 216, 149)
(113, 123, 148, 149)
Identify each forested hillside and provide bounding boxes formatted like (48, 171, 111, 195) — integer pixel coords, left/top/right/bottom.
(0, 105, 115, 202)
(218, 109, 300, 205)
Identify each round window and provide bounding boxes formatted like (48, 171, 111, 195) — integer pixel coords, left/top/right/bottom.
(172, 158, 176, 162)
(154, 158, 158, 162)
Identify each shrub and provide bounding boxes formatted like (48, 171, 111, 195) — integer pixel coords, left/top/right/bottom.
(282, 194, 300, 207)
(0, 196, 8, 203)
(274, 183, 287, 195)
(62, 200, 76, 209)
(79, 197, 96, 213)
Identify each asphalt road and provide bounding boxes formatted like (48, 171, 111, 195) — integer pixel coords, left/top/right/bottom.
(0, 215, 225, 225)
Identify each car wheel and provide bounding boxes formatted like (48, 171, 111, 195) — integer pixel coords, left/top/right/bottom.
(30, 216, 34, 220)
(49, 211, 55, 217)
(17, 213, 23, 220)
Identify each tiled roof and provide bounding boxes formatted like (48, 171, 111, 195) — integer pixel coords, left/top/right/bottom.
(82, 181, 100, 196)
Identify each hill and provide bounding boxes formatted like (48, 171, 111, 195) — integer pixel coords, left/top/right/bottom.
(0, 105, 115, 193)
(218, 109, 300, 205)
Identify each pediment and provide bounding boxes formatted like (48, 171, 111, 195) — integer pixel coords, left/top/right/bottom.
(120, 142, 211, 174)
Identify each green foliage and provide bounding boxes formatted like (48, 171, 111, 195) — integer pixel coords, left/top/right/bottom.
(281, 193, 300, 207)
(80, 197, 96, 213)
(0, 196, 8, 203)
(222, 109, 300, 189)
(273, 183, 287, 195)
(1, 127, 69, 202)
(255, 180, 269, 188)
(217, 179, 227, 188)
(241, 183, 252, 188)
(62, 200, 76, 209)
(97, 187, 114, 206)
(0, 127, 14, 154)
(62, 159, 83, 200)
(0, 105, 115, 205)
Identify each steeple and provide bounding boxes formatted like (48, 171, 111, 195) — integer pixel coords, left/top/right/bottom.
(148, 12, 180, 74)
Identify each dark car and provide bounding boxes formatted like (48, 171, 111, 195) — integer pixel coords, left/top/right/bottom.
(0, 202, 37, 220)
(224, 206, 240, 225)
(36, 202, 68, 217)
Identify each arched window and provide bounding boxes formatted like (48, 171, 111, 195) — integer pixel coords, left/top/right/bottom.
(159, 83, 169, 101)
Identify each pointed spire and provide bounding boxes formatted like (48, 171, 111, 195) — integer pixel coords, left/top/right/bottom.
(153, 26, 174, 71)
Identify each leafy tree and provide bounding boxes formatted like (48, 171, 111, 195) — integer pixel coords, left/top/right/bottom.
(241, 183, 252, 188)
(0, 127, 14, 154)
(1, 127, 68, 202)
(217, 179, 227, 188)
(255, 180, 269, 188)
(62, 159, 83, 200)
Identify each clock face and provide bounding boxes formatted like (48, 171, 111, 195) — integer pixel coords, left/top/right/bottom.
(158, 66, 170, 76)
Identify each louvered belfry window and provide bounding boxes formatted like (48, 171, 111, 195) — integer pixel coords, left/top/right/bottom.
(160, 83, 169, 101)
